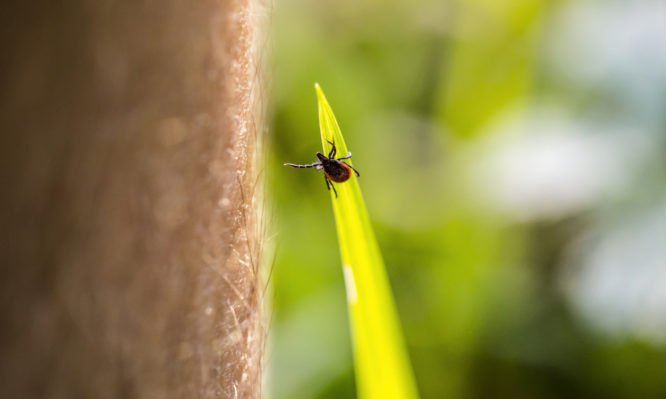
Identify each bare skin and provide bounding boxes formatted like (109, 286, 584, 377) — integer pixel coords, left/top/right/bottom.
(0, 1, 266, 398)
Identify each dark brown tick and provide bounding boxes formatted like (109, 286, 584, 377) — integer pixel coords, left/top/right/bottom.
(284, 141, 360, 197)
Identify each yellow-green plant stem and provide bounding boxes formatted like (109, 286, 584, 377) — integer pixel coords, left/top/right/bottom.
(315, 83, 419, 399)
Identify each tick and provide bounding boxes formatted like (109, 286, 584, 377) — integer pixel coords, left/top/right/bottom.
(284, 141, 360, 197)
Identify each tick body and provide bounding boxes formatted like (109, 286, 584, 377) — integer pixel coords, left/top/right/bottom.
(284, 141, 360, 197)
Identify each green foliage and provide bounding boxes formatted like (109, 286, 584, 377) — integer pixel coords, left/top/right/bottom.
(270, 1, 666, 398)
(315, 84, 419, 399)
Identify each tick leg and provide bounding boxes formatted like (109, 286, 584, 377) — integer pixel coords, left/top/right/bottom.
(284, 162, 320, 168)
(327, 141, 336, 158)
(342, 161, 360, 177)
(337, 152, 352, 160)
(325, 176, 337, 197)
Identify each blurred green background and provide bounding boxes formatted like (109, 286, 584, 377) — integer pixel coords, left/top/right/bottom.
(267, 0, 666, 398)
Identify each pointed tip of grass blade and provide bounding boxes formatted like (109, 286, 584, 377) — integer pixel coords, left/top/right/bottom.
(314, 83, 324, 103)
(314, 83, 327, 112)
(314, 84, 347, 157)
(314, 84, 338, 154)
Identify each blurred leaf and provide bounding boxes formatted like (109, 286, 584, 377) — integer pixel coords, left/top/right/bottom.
(436, 0, 546, 137)
(315, 83, 420, 399)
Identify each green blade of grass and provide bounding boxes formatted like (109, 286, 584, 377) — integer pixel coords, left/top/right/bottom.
(315, 83, 419, 399)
